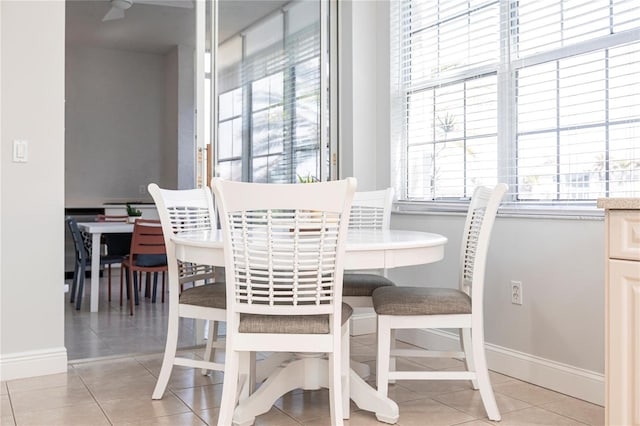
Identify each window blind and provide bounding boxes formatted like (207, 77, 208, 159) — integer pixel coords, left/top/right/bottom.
(393, 0, 640, 206)
(216, 1, 325, 184)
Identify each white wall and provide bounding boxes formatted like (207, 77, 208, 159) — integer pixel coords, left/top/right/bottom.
(341, 0, 606, 405)
(164, 48, 179, 188)
(340, 0, 392, 190)
(340, 0, 376, 189)
(0, 0, 67, 380)
(65, 46, 167, 205)
(175, 45, 196, 190)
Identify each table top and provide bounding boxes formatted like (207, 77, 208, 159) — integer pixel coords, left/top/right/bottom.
(172, 228, 445, 249)
(77, 221, 134, 233)
(172, 228, 448, 270)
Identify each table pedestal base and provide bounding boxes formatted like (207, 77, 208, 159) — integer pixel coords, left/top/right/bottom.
(233, 355, 399, 426)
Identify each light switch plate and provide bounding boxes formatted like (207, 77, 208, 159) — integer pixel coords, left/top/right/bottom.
(13, 140, 28, 163)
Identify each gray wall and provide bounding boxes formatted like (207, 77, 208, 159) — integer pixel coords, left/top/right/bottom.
(163, 45, 196, 190)
(65, 45, 196, 205)
(65, 46, 167, 205)
(1, 0, 67, 379)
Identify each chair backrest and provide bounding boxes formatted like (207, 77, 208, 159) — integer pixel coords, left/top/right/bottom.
(147, 184, 216, 238)
(459, 183, 507, 309)
(212, 177, 356, 321)
(148, 184, 218, 290)
(97, 214, 128, 222)
(129, 219, 166, 258)
(349, 188, 394, 230)
(66, 217, 87, 263)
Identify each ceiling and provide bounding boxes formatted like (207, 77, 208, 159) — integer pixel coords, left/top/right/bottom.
(66, 0, 290, 54)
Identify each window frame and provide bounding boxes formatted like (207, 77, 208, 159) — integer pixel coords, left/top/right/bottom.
(392, 0, 640, 214)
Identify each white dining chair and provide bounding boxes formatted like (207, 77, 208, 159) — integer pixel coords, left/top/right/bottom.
(343, 187, 395, 309)
(372, 183, 508, 421)
(212, 177, 357, 426)
(147, 183, 226, 400)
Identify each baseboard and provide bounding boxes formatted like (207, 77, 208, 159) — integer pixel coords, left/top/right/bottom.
(0, 347, 68, 381)
(396, 329, 604, 406)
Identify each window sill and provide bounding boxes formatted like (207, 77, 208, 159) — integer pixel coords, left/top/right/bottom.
(393, 201, 605, 220)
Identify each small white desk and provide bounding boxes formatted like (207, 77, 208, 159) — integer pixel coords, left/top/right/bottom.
(77, 221, 133, 312)
(171, 228, 447, 424)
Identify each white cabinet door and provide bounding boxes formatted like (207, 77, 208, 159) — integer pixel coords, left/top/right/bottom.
(607, 259, 640, 426)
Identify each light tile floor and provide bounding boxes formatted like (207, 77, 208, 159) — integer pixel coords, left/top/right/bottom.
(64, 270, 203, 360)
(1, 335, 604, 426)
(11, 272, 601, 425)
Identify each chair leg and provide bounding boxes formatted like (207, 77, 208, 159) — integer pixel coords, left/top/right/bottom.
(75, 261, 86, 310)
(70, 261, 79, 303)
(328, 341, 344, 425)
(107, 264, 112, 302)
(201, 320, 219, 376)
(389, 328, 397, 384)
(146, 273, 153, 299)
(152, 307, 180, 399)
(460, 328, 478, 389)
(161, 272, 166, 303)
(218, 349, 241, 426)
(134, 272, 140, 305)
(151, 272, 158, 303)
(238, 352, 252, 402)
(376, 316, 391, 397)
(471, 326, 501, 421)
(120, 266, 125, 306)
(129, 268, 136, 315)
(341, 321, 351, 419)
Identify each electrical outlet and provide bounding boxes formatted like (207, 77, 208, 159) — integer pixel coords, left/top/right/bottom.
(511, 280, 523, 305)
(139, 185, 147, 195)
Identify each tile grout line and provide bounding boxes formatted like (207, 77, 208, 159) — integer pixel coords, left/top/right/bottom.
(74, 368, 115, 426)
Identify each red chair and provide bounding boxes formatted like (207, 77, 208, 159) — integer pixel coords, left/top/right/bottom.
(97, 214, 129, 222)
(120, 219, 168, 315)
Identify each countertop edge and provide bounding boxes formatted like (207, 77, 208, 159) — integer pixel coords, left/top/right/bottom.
(596, 198, 640, 209)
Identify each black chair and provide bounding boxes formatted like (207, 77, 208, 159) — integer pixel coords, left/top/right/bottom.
(97, 215, 132, 302)
(66, 217, 129, 310)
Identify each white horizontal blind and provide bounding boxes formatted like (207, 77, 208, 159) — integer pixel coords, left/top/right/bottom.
(394, 0, 640, 205)
(400, 0, 501, 200)
(514, 0, 640, 201)
(217, 1, 323, 184)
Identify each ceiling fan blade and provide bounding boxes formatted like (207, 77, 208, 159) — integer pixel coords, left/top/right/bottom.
(135, 0, 193, 9)
(102, 6, 125, 22)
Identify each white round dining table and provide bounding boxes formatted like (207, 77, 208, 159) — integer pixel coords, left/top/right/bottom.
(170, 228, 448, 424)
(172, 228, 447, 270)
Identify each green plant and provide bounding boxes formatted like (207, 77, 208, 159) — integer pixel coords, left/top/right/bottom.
(126, 203, 142, 217)
(297, 173, 318, 183)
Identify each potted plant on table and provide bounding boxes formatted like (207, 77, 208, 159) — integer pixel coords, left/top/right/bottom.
(126, 203, 143, 223)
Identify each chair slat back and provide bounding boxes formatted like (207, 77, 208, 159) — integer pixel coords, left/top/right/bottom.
(148, 184, 219, 290)
(130, 219, 166, 256)
(97, 214, 129, 222)
(66, 217, 88, 263)
(213, 178, 356, 317)
(148, 184, 216, 241)
(349, 188, 394, 230)
(459, 184, 507, 299)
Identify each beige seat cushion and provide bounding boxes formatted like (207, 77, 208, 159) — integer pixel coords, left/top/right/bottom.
(343, 273, 394, 297)
(179, 283, 226, 309)
(372, 286, 471, 316)
(239, 303, 353, 334)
